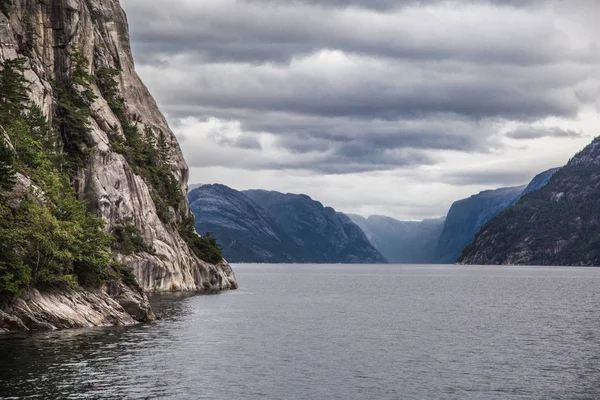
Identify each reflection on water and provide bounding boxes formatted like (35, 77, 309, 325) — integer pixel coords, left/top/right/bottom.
(1, 264, 600, 399)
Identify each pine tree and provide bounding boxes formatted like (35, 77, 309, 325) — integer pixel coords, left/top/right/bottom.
(0, 134, 16, 191)
(0, 57, 29, 126)
(157, 129, 170, 164)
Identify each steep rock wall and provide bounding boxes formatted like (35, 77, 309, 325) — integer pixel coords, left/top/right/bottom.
(0, 0, 237, 293)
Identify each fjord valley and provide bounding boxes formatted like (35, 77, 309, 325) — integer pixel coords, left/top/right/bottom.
(188, 167, 562, 266)
(0, 0, 235, 334)
(3, 0, 600, 399)
(348, 214, 446, 264)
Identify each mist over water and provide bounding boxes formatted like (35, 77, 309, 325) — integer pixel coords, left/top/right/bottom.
(2, 264, 600, 399)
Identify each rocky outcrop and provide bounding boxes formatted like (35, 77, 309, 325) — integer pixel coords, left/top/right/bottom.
(349, 215, 445, 264)
(0, 0, 236, 332)
(0, 280, 154, 333)
(460, 138, 600, 266)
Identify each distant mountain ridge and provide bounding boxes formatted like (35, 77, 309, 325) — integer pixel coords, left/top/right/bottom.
(188, 184, 303, 263)
(348, 215, 445, 264)
(434, 168, 560, 263)
(189, 185, 386, 263)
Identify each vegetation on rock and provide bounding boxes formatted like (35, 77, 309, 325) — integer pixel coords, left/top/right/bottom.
(111, 225, 154, 255)
(96, 66, 183, 222)
(459, 139, 600, 266)
(179, 215, 223, 265)
(0, 55, 117, 295)
(96, 66, 223, 263)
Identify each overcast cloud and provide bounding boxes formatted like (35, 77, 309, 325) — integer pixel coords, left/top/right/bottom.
(121, 0, 600, 220)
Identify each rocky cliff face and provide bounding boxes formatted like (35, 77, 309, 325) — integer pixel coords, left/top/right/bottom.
(0, 280, 154, 333)
(459, 139, 600, 266)
(349, 215, 445, 264)
(435, 168, 560, 264)
(0, 0, 236, 332)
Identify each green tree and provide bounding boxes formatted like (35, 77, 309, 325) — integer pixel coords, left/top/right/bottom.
(54, 51, 97, 171)
(157, 130, 170, 163)
(0, 134, 16, 191)
(0, 57, 29, 126)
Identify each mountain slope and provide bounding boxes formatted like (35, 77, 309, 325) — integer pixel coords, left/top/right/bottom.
(243, 190, 387, 263)
(513, 167, 561, 204)
(190, 187, 386, 263)
(460, 139, 600, 266)
(349, 215, 445, 263)
(434, 185, 527, 263)
(189, 185, 303, 262)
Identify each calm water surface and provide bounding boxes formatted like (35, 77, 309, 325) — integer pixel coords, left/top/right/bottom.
(1, 264, 600, 399)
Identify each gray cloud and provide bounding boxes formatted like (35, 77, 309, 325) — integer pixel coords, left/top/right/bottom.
(126, 0, 596, 66)
(149, 59, 587, 121)
(249, 0, 549, 9)
(215, 134, 263, 150)
(440, 169, 538, 186)
(121, 0, 599, 184)
(505, 126, 583, 140)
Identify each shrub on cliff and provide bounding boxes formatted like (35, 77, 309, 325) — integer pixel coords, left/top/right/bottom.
(0, 53, 113, 295)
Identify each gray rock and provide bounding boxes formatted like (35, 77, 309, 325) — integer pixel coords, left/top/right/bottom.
(0, 280, 154, 332)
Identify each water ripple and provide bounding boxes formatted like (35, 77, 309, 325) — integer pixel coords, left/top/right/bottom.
(1, 265, 600, 399)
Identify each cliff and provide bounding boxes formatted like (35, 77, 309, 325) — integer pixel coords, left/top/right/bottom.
(0, 0, 236, 332)
(459, 139, 600, 266)
(349, 215, 445, 264)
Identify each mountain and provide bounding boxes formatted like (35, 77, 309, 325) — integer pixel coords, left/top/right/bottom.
(432, 167, 560, 264)
(0, 0, 235, 333)
(189, 185, 386, 263)
(512, 167, 561, 204)
(460, 139, 600, 266)
(434, 186, 527, 263)
(348, 215, 445, 263)
(189, 185, 303, 263)
(243, 190, 387, 263)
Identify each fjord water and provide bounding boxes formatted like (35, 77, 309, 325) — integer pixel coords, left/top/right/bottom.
(2, 265, 600, 399)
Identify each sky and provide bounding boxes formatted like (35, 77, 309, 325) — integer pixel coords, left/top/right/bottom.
(120, 0, 600, 220)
